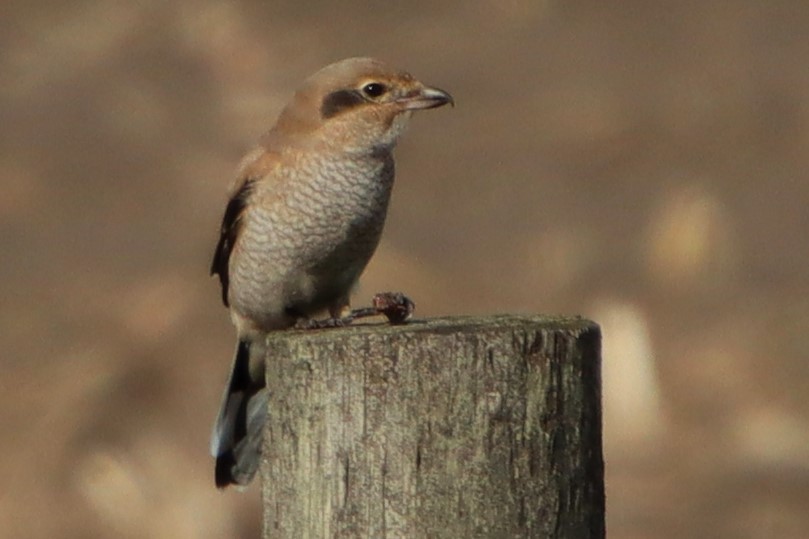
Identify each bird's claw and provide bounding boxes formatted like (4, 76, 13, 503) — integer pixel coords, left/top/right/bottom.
(298, 317, 349, 329)
(300, 292, 415, 329)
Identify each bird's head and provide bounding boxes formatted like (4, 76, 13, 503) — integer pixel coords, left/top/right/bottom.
(267, 57, 453, 154)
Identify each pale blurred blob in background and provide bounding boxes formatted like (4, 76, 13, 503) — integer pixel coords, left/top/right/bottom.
(2, 1, 808, 537)
(594, 299, 663, 449)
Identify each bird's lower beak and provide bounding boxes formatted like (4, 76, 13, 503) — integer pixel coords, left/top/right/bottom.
(400, 86, 454, 110)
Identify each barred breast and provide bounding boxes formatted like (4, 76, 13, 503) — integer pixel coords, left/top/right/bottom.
(227, 150, 395, 328)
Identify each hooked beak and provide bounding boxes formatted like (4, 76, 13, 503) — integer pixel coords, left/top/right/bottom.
(400, 86, 454, 110)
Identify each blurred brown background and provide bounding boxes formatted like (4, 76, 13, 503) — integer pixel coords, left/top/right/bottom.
(2, 1, 808, 537)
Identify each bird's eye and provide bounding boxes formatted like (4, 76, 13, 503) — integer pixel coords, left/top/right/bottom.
(361, 83, 387, 98)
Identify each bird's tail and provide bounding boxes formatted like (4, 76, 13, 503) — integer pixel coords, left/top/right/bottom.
(210, 338, 269, 488)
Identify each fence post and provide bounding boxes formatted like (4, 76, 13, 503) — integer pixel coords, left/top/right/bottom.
(261, 315, 604, 538)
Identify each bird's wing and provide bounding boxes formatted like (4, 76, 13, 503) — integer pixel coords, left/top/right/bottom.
(211, 176, 255, 307)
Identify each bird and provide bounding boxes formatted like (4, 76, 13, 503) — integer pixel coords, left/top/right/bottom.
(209, 57, 453, 488)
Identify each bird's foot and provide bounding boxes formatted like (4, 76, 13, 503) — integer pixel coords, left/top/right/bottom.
(299, 292, 415, 329)
(297, 317, 350, 329)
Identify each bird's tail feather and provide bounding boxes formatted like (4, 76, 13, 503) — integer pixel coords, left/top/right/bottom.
(211, 339, 268, 488)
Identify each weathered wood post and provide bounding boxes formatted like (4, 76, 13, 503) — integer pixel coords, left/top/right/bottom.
(261, 315, 604, 538)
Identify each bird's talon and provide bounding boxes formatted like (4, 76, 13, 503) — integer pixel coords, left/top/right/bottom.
(301, 316, 354, 329)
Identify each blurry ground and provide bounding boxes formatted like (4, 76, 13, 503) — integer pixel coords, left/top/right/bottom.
(2, 1, 809, 537)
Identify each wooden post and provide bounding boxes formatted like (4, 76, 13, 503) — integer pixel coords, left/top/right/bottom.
(261, 315, 604, 538)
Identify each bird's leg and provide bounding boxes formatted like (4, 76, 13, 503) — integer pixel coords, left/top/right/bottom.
(299, 292, 415, 329)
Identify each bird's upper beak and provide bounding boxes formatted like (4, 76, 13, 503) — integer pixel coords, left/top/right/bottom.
(399, 86, 454, 110)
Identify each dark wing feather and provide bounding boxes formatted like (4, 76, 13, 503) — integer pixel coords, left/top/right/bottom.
(211, 179, 255, 307)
